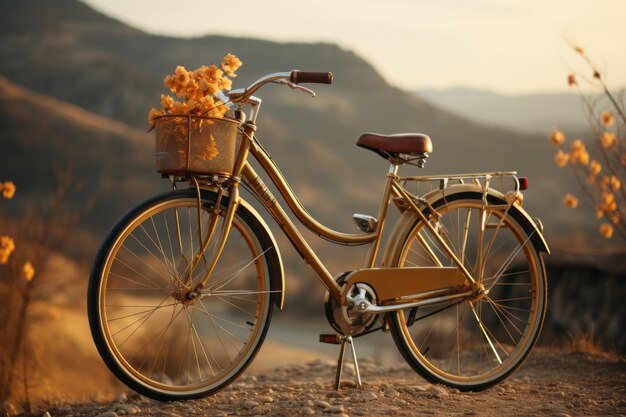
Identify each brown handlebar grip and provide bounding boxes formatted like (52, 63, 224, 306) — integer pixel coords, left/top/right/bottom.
(290, 70, 333, 84)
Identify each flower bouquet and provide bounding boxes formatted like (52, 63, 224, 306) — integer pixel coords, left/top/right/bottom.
(150, 54, 243, 176)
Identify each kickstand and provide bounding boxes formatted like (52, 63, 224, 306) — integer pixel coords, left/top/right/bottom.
(333, 335, 362, 390)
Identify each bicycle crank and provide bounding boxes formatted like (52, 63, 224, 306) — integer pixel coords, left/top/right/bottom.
(323, 273, 378, 336)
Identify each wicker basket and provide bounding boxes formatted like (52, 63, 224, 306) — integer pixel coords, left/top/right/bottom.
(154, 114, 239, 176)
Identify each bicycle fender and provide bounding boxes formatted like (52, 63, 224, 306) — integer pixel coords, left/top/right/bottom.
(383, 184, 550, 267)
(200, 188, 285, 310)
(237, 197, 286, 310)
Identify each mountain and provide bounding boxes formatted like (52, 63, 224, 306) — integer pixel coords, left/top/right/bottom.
(0, 75, 163, 258)
(0, 0, 606, 258)
(416, 87, 615, 135)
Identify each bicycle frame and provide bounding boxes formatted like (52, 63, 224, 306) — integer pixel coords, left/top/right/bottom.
(192, 119, 486, 304)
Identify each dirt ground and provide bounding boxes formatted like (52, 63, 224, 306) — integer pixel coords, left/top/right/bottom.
(15, 349, 626, 417)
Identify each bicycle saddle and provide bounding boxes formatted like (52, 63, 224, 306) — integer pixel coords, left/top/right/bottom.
(356, 133, 432, 159)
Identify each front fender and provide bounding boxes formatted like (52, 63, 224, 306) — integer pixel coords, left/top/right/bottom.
(237, 198, 285, 310)
(382, 184, 550, 267)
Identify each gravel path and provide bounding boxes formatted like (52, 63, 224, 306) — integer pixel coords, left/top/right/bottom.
(20, 351, 626, 417)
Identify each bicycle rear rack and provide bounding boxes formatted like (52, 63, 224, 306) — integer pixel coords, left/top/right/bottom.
(393, 171, 524, 213)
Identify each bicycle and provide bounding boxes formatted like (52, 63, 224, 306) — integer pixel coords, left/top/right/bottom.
(87, 70, 549, 401)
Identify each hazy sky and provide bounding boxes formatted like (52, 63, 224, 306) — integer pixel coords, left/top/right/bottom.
(81, 0, 626, 94)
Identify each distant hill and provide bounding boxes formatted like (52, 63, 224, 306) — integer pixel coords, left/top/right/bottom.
(416, 87, 624, 135)
(0, 0, 609, 258)
(0, 75, 163, 258)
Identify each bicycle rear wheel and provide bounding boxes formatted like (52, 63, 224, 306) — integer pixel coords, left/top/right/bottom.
(388, 192, 547, 391)
(88, 189, 275, 400)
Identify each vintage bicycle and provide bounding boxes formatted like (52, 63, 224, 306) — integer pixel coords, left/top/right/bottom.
(87, 70, 549, 401)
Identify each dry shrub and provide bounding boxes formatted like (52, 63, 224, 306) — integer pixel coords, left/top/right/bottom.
(558, 327, 620, 361)
(0, 168, 82, 413)
(551, 45, 626, 240)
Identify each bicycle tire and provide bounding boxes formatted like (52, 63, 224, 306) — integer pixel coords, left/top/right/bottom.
(387, 191, 547, 391)
(88, 189, 276, 400)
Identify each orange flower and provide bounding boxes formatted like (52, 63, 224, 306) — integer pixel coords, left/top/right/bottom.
(160, 94, 174, 110)
(610, 176, 621, 192)
(198, 78, 218, 95)
(554, 150, 570, 167)
(550, 129, 566, 146)
(569, 140, 589, 165)
(599, 132, 617, 148)
(170, 101, 189, 115)
(148, 108, 163, 126)
(203, 64, 223, 82)
(0, 235, 15, 265)
(589, 160, 601, 176)
(601, 192, 617, 213)
(1, 181, 15, 199)
(150, 55, 243, 124)
(599, 223, 614, 239)
(567, 74, 577, 86)
(164, 75, 177, 92)
(21, 261, 35, 281)
(601, 111, 614, 126)
(210, 101, 229, 118)
(221, 53, 242, 77)
(197, 96, 216, 114)
(595, 206, 604, 218)
(610, 214, 620, 225)
(174, 66, 191, 88)
(197, 134, 219, 161)
(563, 194, 578, 208)
(217, 76, 232, 91)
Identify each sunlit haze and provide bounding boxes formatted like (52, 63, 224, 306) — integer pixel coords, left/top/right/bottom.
(81, 0, 626, 94)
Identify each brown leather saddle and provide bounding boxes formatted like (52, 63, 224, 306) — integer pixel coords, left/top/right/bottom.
(356, 133, 432, 160)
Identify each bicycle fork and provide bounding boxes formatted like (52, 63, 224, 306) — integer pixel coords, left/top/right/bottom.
(188, 121, 257, 295)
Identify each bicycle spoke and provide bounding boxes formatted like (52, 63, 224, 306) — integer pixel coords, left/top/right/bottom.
(113, 256, 166, 291)
(469, 302, 502, 365)
(207, 248, 270, 292)
(215, 295, 256, 316)
(485, 231, 535, 290)
(150, 302, 181, 382)
(194, 300, 233, 363)
(139, 221, 177, 280)
(107, 303, 177, 322)
(113, 294, 171, 347)
(93, 195, 271, 397)
(108, 270, 160, 290)
(128, 230, 177, 285)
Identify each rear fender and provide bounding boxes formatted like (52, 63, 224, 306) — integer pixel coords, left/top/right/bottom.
(383, 184, 550, 267)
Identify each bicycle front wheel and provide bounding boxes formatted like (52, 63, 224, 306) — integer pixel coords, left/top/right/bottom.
(388, 192, 547, 391)
(88, 189, 275, 400)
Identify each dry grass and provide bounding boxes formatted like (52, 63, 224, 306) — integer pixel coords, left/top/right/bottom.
(556, 327, 621, 361)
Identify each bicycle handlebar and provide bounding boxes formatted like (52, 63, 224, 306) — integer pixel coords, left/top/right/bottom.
(290, 70, 333, 85)
(228, 70, 333, 104)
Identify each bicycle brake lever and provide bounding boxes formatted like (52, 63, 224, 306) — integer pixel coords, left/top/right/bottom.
(276, 80, 316, 98)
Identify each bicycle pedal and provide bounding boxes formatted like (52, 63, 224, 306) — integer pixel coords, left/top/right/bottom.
(319, 334, 341, 344)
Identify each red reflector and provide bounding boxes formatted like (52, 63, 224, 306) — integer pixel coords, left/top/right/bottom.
(319, 334, 340, 344)
(519, 177, 529, 190)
